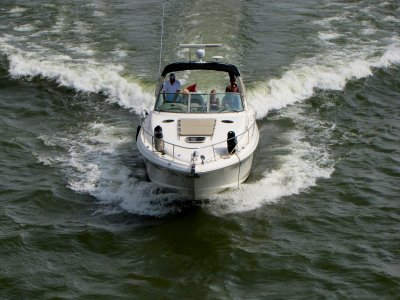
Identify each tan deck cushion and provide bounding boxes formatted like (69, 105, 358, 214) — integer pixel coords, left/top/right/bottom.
(178, 119, 216, 136)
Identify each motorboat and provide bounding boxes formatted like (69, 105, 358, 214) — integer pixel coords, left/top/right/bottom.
(136, 44, 259, 200)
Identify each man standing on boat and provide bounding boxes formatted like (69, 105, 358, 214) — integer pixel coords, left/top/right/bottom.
(162, 73, 181, 102)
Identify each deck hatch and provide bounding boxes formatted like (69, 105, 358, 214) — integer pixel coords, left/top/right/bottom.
(178, 119, 216, 136)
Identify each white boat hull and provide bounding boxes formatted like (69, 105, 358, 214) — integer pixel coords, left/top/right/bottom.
(143, 153, 254, 200)
(136, 59, 260, 201)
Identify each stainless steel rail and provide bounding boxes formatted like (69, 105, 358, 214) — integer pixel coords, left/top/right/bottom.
(139, 119, 257, 163)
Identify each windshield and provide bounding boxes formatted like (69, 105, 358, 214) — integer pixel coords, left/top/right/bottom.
(155, 92, 244, 113)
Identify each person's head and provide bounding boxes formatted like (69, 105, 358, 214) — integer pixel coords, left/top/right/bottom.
(210, 90, 217, 103)
(231, 82, 238, 92)
(169, 73, 176, 83)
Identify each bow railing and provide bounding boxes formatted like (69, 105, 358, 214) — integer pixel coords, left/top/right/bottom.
(139, 118, 257, 163)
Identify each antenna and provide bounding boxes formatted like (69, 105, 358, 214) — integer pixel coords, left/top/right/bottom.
(158, 2, 165, 76)
(179, 43, 223, 62)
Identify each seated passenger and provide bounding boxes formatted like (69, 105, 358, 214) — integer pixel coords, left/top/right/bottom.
(209, 89, 220, 111)
(180, 83, 197, 105)
(181, 88, 190, 104)
(222, 93, 241, 111)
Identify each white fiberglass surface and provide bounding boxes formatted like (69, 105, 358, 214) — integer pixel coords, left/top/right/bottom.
(140, 112, 257, 165)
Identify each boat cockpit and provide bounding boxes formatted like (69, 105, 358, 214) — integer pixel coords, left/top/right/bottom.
(155, 92, 244, 113)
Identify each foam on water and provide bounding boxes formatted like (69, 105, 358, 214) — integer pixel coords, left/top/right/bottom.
(37, 122, 329, 217)
(206, 131, 334, 215)
(383, 16, 400, 23)
(248, 43, 400, 119)
(318, 32, 343, 41)
(8, 6, 27, 14)
(377, 42, 400, 67)
(204, 100, 337, 215)
(37, 122, 183, 217)
(13, 24, 36, 32)
(0, 40, 153, 114)
(71, 21, 91, 35)
(361, 28, 376, 36)
(312, 16, 347, 27)
(93, 11, 106, 18)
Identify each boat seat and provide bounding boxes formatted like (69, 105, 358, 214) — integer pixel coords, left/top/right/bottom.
(178, 119, 216, 136)
(190, 94, 204, 106)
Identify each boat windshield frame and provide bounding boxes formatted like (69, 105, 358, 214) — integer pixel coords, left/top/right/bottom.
(154, 92, 244, 113)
